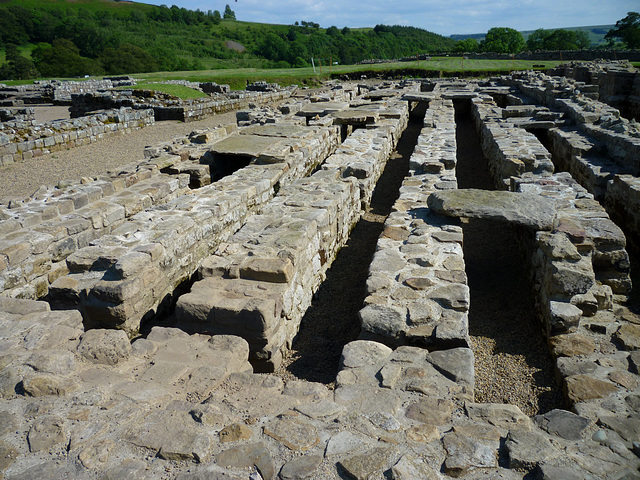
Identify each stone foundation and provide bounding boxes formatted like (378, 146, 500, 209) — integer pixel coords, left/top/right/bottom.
(0, 108, 155, 167)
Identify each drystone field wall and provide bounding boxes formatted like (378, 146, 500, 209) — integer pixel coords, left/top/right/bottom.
(0, 78, 638, 479)
(0, 108, 155, 167)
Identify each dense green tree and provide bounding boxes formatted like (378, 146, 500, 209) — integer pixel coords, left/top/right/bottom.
(454, 38, 479, 52)
(99, 43, 158, 74)
(223, 5, 236, 20)
(480, 27, 525, 53)
(527, 29, 590, 50)
(0, 44, 39, 80)
(605, 12, 640, 48)
(32, 39, 102, 77)
(211, 10, 222, 25)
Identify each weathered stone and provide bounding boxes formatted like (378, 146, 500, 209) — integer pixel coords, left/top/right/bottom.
(466, 403, 531, 431)
(549, 333, 597, 357)
(77, 329, 132, 365)
(325, 431, 369, 457)
(263, 418, 318, 451)
(28, 415, 66, 452)
(535, 409, 590, 440)
(215, 442, 275, 480)
(390, 455, 442, 480)
(22, 373, 78, 397)
(427, 283, 469, 311)
(427, 348, 474, 388)
(219, 423, 253, 443)
(406, 424, 440, 443)
(428, 189, 556, 230)
(442, 424, 500, 476)
(614, 324, 640, 350)
(505, 428, 560, 470)
(406, 397, 454, 425)
(598, 415, 640, 443)
(124, 411, 211, 462)
(26, 351, 76, 375)
(334, 385, 400, 415)
(358, 304, 407, 346)
(78, 439, 115, 469)
(0, 411, 18, 437)
(537, 464, 587, 480)
(0, 439, 18, 474)
(341, 340, 393, 369)
(549, 301, 582, 332)
(565, 375, 618, 405)
(294, 400, 345, 419)
(629, 351, 640, 374)
(279, 454, 323, 480)
(338, 447, 398, 480)
(608, 370, 639, 390)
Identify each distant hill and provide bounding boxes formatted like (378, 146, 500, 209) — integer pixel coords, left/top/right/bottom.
(0, 0, 456, 78)
(451, 25, 614, 47)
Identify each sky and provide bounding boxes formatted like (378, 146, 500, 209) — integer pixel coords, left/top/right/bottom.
(140, 0, 638, 36)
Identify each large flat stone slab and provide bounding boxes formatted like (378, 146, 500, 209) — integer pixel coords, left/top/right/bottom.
(427, 189, 557, 230)
(209, 134, 285, 158)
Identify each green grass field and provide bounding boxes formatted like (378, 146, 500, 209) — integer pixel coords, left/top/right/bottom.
(124, 58, 565, 90)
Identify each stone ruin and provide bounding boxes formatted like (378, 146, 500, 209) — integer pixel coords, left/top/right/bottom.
(0, 66, 639, 479)
(0, 78, 294, 167)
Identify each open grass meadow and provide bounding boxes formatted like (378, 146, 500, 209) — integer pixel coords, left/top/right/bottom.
(124, 57, 565, 92)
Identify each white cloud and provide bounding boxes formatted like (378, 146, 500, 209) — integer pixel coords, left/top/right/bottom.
(145, 0, 638, 35)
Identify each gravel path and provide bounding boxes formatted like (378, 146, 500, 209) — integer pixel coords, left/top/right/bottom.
(0, 109, 238, 200)
(455, 108, 565, 416)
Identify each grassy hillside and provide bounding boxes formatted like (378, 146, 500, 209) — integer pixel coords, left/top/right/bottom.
(451, 25, 614, 47)
(0, 0, 456, 80)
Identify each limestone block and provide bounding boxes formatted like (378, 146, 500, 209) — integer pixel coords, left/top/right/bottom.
(77, 329, 131, 365)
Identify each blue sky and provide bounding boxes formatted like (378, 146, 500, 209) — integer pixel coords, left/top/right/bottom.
(141, 0, 638, 36)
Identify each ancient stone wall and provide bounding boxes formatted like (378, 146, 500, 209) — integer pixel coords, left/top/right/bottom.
(359, 97, 471, 353)
(0, 108, 155, 167)
(69, 88, 295, 122)
(547, 60, 640, 120)
(0, 108, 35, 124)
(174, 91, 411, 370)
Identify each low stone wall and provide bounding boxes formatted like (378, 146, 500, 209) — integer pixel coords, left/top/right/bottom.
(547, 60, 640, 120)
(47, 123, 341, 335)
(471, 95, 554, 188)
(0, 108, 155, 167)
(0, 107, 35, 124)
(69, 87, 296, 122)
(359, 97, 471, 352)
(174, 93, 411, 370)
(469, 89, 637, 429)
(605, 174, 640, 253)
(504, 70, 640, 256)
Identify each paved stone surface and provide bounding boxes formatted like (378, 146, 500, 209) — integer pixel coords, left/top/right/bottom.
(428, 188, 557, 230)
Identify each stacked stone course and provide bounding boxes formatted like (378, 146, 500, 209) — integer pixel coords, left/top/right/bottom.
(0, 108, 155, 166)
(174, 88, 412, 370)
(69, 87, 295, 122)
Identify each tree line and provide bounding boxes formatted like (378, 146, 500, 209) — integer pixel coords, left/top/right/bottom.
(0, 2, 455, 80)
(452, 12, 640, 54)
